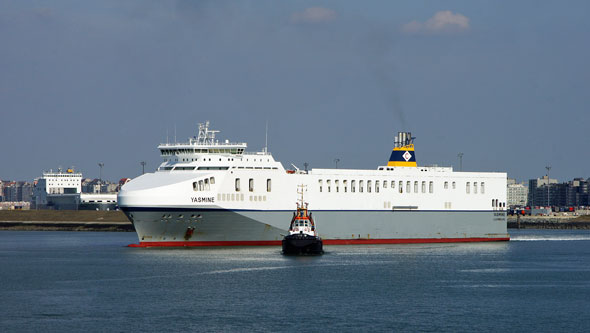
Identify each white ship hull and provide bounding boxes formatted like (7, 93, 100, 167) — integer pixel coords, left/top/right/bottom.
(118, 123, 509, 247)
(119, 168, 509, 247)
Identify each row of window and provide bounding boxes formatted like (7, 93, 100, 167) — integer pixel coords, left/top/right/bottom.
(317, 179, 486, 195)
(318, 179, 436, 194)
(193, 177, 216, 191)
(160, 148, 245, 156)
(216, 193, 268, 202)
(234, 178, 272, 192)
(193, 178, 274, 193)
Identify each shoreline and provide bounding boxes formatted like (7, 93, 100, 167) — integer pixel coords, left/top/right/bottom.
(0, 210, 133, 232)
(1, 210, 590, 231)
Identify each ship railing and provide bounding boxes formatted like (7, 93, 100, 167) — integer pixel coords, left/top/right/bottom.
(158, 141, 247, 147)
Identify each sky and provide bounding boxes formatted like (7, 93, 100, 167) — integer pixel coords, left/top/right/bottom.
(1, 0, 589, 183)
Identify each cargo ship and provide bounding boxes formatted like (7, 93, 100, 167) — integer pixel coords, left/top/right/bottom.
(119, 122, 509, 247)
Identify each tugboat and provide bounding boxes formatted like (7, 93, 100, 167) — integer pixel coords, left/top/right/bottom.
(282, 185, 323, 255)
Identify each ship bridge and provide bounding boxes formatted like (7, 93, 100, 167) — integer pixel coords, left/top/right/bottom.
(155, 121, 283, 172)
(158, 121, 247, 158)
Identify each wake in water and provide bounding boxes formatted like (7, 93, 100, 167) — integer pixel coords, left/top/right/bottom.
(511, 235, 590, 241)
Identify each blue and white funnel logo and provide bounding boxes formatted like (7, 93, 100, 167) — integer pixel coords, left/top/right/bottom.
(403, 151, 412, 162)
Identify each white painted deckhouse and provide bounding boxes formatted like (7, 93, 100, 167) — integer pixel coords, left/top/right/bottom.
(118, 122, 509, 247)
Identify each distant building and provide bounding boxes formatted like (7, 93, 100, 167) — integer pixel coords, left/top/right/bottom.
(528, 176, 590, 208)
(507, 178, 528, 207)
(2, 181, 34, 203)
(527, 176, 558, 207)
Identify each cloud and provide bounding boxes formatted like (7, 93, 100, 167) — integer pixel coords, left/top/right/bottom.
(290, 7, 337, 24)
(402, 10, 470, 35)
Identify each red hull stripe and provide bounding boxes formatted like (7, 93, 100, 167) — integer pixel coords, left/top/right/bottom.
(128, 237, 510, 248)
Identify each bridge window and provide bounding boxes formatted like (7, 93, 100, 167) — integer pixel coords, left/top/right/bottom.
(327, 180, 331, 193)
(466, 182, 470, 194)
(335, 180, 339, 193)
(319, 180, 323, 193)
(367, 180, 372, 193)
(474, 182, 478, 194)
(343, 180, 348, 192)
(481, 182, 485, 194)
(414, 181, 418, 193)
(406, 181, 411, 193)
(351, 180, 356, 193)
(422, 181, 426, 193)
(359, 180, 364, 193)
(249, 178, 254, 192)
(399, 181, 403, 193)
(267, 179, 272, 192)
(235, 178, 240, 192)
(375, 181, 380, 193)
(391, 181, 395, 189)
(444, 181, 448, 189)
(383, 180, 387, 189)
(452, 181, 456, 189)
(429, 181, 434, 193)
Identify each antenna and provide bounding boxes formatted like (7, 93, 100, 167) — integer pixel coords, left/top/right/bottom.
(264, 120, 268, 154)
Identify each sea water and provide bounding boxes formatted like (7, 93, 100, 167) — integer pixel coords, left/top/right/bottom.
(1, 229, 590, 332)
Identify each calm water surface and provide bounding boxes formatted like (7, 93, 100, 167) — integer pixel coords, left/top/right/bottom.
(1, 229, 590, 332)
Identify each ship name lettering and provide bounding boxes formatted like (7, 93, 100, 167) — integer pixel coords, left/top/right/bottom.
(191, 197, 215, 203)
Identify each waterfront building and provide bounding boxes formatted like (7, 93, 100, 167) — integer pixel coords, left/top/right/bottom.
(507, 178, 528, 207)
(528, 176, 590, 208)
(527, 176, 558, 207)
(2, 181, 34, 203)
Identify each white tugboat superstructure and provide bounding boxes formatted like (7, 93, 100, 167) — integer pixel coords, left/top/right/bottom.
(118, 122, 509, 247)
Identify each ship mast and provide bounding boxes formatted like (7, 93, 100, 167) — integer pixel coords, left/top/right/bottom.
(297, 184, 307, 210)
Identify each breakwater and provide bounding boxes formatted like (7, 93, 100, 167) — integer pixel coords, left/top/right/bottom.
(0, 210, 133, 232)
(508, 215, 590, 229)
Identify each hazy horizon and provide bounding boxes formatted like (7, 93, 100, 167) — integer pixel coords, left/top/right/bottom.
(1, 1, 589, 183)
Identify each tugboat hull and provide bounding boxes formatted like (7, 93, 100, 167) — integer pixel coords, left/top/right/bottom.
(282, 235, 323, 255)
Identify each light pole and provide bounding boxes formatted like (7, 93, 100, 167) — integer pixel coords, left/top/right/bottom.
(457, 153, 464, 171)
(98, 163, 104, 193)
(140, 161, 146, 174)
(546, 166, 551, 208)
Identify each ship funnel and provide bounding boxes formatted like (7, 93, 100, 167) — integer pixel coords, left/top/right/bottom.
(388, 132, 417, 167)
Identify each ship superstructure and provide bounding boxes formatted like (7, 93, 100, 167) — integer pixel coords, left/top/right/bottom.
(119, 122, 509, 247)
